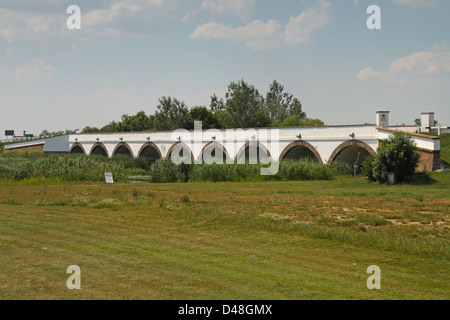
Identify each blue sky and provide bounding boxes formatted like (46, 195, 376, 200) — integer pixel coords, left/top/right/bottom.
(1, 0, 449, 137)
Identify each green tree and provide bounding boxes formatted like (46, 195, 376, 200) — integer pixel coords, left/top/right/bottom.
(209, 94, 225, 113)
(153, 97, 191, 131)
(81, 126, 100, 133)
(188, 106, 218, 129)
(118, 111, 153, 132)
(223, 79, 270, 128)
(100, 121, 120, 132)
(280, 115, 325, 127)
(265, 80, 305, 125)
(371, 132, 420, 183)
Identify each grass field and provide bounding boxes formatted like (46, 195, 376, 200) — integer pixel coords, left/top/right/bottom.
(0, 172, 448, 300)
(441, 133, 450, 167)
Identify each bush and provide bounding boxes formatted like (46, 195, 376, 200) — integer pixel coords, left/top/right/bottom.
(188, 160, 334, 182)
(329, 162, 353, 176)
(0, 153, 130, 182)
(361, 155, 376, 181)
(278, 160, 334, 181)
(149, 159, 186, 183)
(371, 132, 420, 183)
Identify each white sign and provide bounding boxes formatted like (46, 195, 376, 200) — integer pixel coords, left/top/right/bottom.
(104, 173, 114, 184)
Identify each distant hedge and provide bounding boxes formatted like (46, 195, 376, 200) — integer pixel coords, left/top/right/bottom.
(0, 152, 355, 183)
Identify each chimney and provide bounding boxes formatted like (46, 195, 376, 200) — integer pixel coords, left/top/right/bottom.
(376, 111, 390, 128)
(421, 112, 435, 133)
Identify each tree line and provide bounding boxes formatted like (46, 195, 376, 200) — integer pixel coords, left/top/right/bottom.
(41, 80, 324, 137)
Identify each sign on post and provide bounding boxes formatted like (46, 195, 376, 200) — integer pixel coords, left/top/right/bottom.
(104, 173, 114, 184)
(5, 130, 14, 136)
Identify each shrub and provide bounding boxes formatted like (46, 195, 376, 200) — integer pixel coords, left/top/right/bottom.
(329, 162, 353, 176)
(0, 153, 130, 182)
(149, 159, 185, 183)
(361, 155, 376, 181)
(371, 132, 420, 183)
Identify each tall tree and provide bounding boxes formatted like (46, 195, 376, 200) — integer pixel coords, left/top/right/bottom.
(209, 94, 225, 113)
(265, 80, 305, 126)
(153, 96, 191, 131)
(223, 80, 270, 128)
(188, 106, 218, 130)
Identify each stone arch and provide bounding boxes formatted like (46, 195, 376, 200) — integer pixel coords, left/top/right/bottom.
(138, 142, 162, 164)
(328, 140, 376, 166)
(70, 143, 86, 155)
(235, 142, 272, 164)
(199, 142, 231, 164)
(90, 143, 109, 157)
(166, 142, 194, 163)
(279, 141, 323, 164)
(112, 143, 134, 158)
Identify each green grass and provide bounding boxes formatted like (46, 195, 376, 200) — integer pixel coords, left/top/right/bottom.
(0, 174, 448, 300)
(440, 133, 450, 167)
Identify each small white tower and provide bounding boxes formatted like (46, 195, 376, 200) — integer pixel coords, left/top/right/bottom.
(376, 111, 390, 128)
(421, 112, 435, 133)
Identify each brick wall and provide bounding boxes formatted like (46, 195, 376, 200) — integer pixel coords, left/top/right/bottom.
(417, 149, 441, 171)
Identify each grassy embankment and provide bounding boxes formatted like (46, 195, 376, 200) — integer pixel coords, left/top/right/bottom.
(0, 140, 448, 300)
(0, 172, 448, 299)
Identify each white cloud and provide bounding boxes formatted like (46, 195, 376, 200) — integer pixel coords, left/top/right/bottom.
(389, 0, 430, 7)
(189, 0, 331, 49)
(0, 8, 64, 42)
(83, 2, 143, 27)
(358, 50, 450, 85)
(0, 58, 55, 80)
(352, 0, 436, 7)
(183, 0, 258, 22)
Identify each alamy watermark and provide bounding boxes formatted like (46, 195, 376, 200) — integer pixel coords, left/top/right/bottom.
(66, 265, 81, 290)
(170, 121, 280, 176)
(367, 265, 381, 290)
(66, 4, 381, 31)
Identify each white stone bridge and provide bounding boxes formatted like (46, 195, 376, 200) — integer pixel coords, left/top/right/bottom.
(5, 111, 442, 171)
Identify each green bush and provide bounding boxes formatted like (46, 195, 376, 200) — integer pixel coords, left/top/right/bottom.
(371, 132, 420, 183)
(329, 162, 353, 176)
(361, 155, 376, 181)
(0, 153, 130, 182)
(278, 160, 334, 181)
(149, 158, 186, 183)
(188, 160, 334, 182)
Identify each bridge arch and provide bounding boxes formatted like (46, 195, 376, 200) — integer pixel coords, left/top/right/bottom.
(235, 142, 272, 164)
(279, 141, 323, 163)
(70, 143, 86, 155)
(90, 143, 109, 157)
(200, 142, 231, 164)
(112, 143, 134, 158)
(167, 142, 194, 163)
(138, 142, 162, 164)
(328, 140, 376, 166)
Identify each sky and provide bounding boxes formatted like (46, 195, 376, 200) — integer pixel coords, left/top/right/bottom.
(0, 0, 449, 138)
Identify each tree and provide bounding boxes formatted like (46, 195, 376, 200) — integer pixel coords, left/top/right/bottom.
(370, 132, 420, 183)
(222, 79, 271, 128)
(279, 115, 325, 127)
(265, 80, 305, 125)
(118, 111, 153, 132)
(153, 97, 191, 131)
(188, 106, 218, 130)
(209, 94, 225, 113)
(81, 126, 100, 133)
(100, 121, 120, 132)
